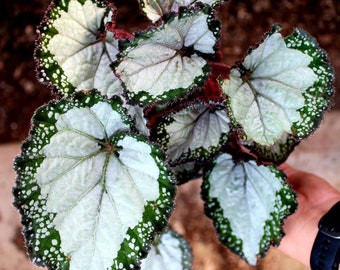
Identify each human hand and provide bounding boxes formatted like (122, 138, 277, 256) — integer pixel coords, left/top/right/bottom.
(278, 163, 340, 269)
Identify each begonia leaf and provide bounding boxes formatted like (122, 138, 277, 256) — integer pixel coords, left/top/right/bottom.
(222, 25, 334, 162)
(13, 90, 176, 270)
(35, 0, 123, 97)
(202, 153, 296, 265)
(114, 7, 220, 106)
(221, 25, 322, 146)
(151, 102, 230, 165)
(171, 161, 202, 185)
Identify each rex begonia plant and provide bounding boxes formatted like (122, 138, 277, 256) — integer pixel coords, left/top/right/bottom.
(13, 0, 334, 269)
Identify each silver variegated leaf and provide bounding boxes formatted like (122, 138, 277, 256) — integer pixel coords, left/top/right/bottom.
(13, 90, 176, 270)
(202, 153, 296, 265)
(36, 0, 123, 97)
(139, 0, 226, 22)
(222, 25, 320, 146)
(140, 229, 193, 269)
(114, 7, 220, 105)
(152, 102, 230, 165)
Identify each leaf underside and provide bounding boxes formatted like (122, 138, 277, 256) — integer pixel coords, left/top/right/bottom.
(13, 90, 176, 270)
(202, 153, 296, 265)
(35, 0, 122, 97)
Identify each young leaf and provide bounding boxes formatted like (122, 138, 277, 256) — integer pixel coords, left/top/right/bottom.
(139, 0, 227, 23)
(114, 7, 220, 105)
(202, 153, 296, 265)
(13, 90, 176, 270)
(140, 229, 193, 269)
(151, 102, 230, 166)
(35, 0, 123, 97)
(221, 25, 319, 146)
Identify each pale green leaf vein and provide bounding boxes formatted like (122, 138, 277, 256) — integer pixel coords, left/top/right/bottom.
(45, 149, 103, 187)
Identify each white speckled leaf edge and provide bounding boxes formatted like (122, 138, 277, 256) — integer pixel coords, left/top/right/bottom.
(286, 28, 334, 138)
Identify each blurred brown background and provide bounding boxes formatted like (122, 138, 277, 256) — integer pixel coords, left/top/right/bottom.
(0, 0, 339, 143)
